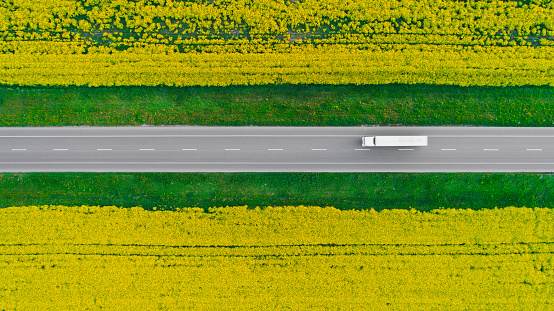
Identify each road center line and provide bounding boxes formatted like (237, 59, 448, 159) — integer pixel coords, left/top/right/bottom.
(53, 149, 68, 151)
(398, 149, 414, 151)
(139, 149, 155, 151)
(11, 149, 26, 151)
(483, 149, 499, 151)
(182, 149, 198, 151)
(441, 149, 457, 151)
(97, 149, 112, 151)
(267, 149, 283, 151)
(311, 149, 327, 151)
(355, 149, 369, 150)
(225, 149, 240, 151)
(527, 149, 542, 151)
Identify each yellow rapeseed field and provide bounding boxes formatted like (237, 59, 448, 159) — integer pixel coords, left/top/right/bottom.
(1, 205, 553, 310)
(1, 0, 553, 87)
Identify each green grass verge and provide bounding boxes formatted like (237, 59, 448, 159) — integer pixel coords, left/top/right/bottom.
(1, 84, 554, 126)
(1, 173, 553, 211)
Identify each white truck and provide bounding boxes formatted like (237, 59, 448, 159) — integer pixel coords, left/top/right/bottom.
(362, 136, 428, 147)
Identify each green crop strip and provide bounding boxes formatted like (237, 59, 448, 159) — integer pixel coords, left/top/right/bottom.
(1, 84, 554, 126)
(1, 173, 554, 211)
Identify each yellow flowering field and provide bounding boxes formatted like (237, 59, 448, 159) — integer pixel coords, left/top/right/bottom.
(1, 0, 553, 87)
(1, 205, 553, 310)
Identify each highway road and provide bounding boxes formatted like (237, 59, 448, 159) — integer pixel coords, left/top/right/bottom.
(0, 126, 554, 172)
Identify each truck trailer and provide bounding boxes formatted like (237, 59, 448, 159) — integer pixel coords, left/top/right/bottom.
(362, 136, 428, 147)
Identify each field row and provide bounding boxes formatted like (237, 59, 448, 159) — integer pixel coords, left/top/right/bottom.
(1, 205, 553, 309)
(1, 0, 553, 53)
(1, 45, 552, 87)
(2, 205, 554, 246)
(3, 241, 554, 257)
(2, 251, 551, 310)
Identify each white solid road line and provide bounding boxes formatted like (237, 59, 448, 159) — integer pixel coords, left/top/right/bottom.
(8, 148, 547, 153)
(3, 161, 554, 165)
(3, 134, 554, 138)
(0, 134, 389, 138)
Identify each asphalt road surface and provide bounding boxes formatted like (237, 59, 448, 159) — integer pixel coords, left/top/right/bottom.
(1, 126, 554, 172)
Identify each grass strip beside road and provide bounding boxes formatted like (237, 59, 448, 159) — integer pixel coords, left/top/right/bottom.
(1, 173, 553, 211)
(1, 84, 554, 126)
